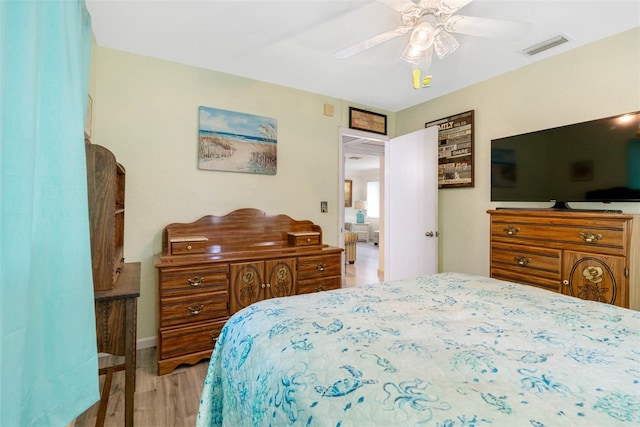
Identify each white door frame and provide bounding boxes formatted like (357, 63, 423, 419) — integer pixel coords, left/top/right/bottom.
(338, 127, 388, 282)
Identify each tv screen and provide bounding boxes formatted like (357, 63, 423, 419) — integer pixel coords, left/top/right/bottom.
(491, 111, 640, 207)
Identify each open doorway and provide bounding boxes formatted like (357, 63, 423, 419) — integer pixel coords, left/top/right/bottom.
(339, 127, 387, 286)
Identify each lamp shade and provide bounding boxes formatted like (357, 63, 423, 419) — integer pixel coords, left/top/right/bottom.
(434, 30, 460, 59)
(354, 200, 367, 210)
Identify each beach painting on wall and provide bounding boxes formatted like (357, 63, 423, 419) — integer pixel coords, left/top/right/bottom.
(198, 106, 277, 175)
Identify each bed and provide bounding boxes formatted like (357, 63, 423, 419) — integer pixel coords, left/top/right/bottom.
(196, 272, 640, 426)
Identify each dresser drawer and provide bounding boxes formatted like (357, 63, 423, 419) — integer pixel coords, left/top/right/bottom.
(287, 231, 320, 246)
(168, 236, 208, 255)
(490, 268, 561, 293)
(159, 319, 227, 360)
(297, 253, 342, 280)
(159, 265, 228, 297)
(160, 291, 228, 328)
(490, 219, 628, 255)
(171, 240, 206, 255)
(491, 242, 560, 280)
(296, 276, 341, 295)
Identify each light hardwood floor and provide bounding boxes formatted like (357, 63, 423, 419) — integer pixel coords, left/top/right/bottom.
(70, 348, 208, 427)
(71, 242, 380, 426)
(345, 240, 383, 287)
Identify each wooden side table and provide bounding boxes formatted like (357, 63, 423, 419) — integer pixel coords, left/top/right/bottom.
(347, 222, 370, 242)
(94, 262, 141, 427)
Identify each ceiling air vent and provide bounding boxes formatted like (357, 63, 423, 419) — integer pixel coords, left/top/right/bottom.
(522, 35, 570, 56)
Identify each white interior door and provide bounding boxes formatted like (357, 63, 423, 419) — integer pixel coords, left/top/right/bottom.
(384, 126, 439, 281)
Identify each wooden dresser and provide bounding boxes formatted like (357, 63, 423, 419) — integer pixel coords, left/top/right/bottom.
(488, 209, 640, 310)
(154, 208, 343, 375)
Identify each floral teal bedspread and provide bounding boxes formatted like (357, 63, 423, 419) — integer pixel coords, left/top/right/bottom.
(196, 272, 640, 426)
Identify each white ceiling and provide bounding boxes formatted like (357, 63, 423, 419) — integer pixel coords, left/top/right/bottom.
(86, 0, 639, 112)
(345, 154, 381, 173)
(344, 135, 384, 172)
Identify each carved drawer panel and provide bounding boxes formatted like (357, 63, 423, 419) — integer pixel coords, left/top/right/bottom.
(490, 242, 560, 280)
(297, 253, 342, 280)
(562, 251, 628, 308)
(159, 319, 227, 360)
(160, 291, 228, 328)
(159, 265, 228, 297)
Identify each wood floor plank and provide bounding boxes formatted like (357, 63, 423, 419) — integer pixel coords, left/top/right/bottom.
(70, 347, 209, 427)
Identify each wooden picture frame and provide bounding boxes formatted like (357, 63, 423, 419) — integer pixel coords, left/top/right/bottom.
(426, 110, 474, 189)
(344, 180, 353, 207)
(349, 107, 387, 135)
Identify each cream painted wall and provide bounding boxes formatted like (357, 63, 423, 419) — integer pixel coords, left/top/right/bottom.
(396, 27, 640, 275)
(91, 47, 394, 341)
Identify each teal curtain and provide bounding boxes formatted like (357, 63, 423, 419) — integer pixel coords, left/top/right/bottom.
(0, 1, 99, 425)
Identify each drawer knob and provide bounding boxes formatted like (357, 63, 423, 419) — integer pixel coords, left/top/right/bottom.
(186, 245, 192, 250)
(209, 333, 217, 343)
(562, 280, 569, 286)
(316, 263, 326, 271)
(187, 276, 204, 287)
(306, 238, 311, 242)
(503, 226, 520, 235)
(514, 256, 531, 266)
(579, 231, 602, 243)
(187, 304, 204, 315)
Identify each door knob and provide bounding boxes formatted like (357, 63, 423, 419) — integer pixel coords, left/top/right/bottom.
(425, 231, 439, 237)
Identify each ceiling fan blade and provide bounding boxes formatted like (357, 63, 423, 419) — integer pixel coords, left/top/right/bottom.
(444, 15, 531, 39)
(335, 26, 412, 59)
(377, 0, 419, 13)
(438, 0, 474, 15)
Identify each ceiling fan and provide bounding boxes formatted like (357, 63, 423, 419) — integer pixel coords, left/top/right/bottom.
(336, 0, 530, 88)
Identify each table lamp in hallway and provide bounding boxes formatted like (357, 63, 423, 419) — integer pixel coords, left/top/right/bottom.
(354, 200, 367, 223)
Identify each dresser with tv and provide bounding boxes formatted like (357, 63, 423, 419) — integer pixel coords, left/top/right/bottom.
(488, 209, 640, 310)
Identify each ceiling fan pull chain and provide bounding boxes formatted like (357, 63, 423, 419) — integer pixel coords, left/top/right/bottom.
(412, 68, 421, 90)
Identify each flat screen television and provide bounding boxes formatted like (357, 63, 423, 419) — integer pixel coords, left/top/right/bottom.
(491, 111, 640, 209)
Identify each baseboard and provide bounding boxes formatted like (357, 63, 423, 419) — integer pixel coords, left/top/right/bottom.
(97, 336, 156, 359)
(137, 336, 156, 350)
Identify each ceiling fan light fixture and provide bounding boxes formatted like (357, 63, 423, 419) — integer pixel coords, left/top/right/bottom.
(401, 42, 422, 63)
(409, 22, 435, 51)
(433, 30, 459, 59)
